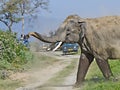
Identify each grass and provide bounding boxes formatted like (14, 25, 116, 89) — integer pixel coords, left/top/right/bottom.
(0, 79, 23, 90)
(81, 60, 120, 90)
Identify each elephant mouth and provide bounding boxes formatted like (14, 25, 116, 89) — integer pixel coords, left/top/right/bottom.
(65, 36, 71, 43)
(64, 38, 76, 43)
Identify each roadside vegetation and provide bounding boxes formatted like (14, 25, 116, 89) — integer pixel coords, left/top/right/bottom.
(0, 30, 33, 90)
(0, 30, 33, 70)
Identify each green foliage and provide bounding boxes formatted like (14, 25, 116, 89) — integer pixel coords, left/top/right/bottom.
(109, 60, 120, 75)
(0, 30, 33, 69)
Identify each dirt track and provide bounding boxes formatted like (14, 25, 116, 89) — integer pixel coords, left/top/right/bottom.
(16, 51, 80, 90)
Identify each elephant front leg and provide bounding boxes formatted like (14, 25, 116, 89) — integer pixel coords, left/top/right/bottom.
(75, 53, 94, 86)
(96, 59, 113, 79)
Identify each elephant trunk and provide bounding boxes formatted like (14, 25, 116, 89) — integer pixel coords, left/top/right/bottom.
(26, 32, 60, 43)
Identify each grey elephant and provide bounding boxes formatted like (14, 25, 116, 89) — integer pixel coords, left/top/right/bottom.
(26, 15, 120, 86)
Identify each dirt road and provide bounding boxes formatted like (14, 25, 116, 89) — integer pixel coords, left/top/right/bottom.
(16, 51, 80, 90)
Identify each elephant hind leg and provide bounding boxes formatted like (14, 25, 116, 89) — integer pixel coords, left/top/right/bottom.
(96, 59, 113, 79)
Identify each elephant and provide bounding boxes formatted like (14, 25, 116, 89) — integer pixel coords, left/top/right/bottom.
(26, 15, 120, 86)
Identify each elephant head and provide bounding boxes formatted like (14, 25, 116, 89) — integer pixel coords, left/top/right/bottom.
(26, 15, 86, 45)
(62, 15, 86, 44)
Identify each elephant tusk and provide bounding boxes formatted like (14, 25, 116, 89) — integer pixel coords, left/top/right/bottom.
(52, 41, 63, 51)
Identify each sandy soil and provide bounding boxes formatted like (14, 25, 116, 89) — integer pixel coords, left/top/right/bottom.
(15, 51, 80, 90)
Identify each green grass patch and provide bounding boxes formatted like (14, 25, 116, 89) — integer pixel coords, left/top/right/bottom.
(109, 60, 120, 75)
(0, 79, 23, 90)
(82, 80, 120, 90)
(81, 60, 120, 90)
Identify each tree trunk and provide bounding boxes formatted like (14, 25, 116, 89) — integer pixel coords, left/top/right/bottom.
(8, 26, 12, 32)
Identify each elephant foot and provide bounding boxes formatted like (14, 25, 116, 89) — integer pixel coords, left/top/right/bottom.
(103, 70, 114, 80)
(73, 82, 84, 88)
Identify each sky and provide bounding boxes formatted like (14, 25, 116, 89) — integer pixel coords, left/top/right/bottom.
(41, 0, 120, 19)
(1, 0, 120, 36)
(34, 0, 120, 34)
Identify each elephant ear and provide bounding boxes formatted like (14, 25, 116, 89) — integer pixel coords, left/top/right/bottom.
(78, 21, 86, 42)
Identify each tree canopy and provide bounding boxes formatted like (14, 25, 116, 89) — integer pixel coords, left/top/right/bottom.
(0, 0, 49, 32)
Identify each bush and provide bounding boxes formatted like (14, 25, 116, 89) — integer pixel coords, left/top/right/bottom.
(0, 30, 33, 69)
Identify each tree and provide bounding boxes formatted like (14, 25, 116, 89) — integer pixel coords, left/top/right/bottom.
(0, 0, 21, 32)
(0, 0, 49, 32)
(17, 0, 49, 34)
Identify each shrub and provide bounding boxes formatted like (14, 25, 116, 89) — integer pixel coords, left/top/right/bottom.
(0, 30, 33, 69)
